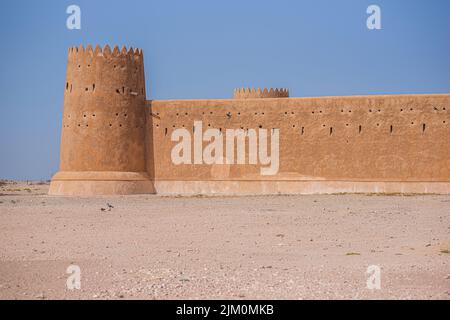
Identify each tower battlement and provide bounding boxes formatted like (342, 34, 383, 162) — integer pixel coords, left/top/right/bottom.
(233, 88, 289, 99)
(65, 45, 145, 96)
(68, 45, 143, 58)
(49, 45, 450, 196)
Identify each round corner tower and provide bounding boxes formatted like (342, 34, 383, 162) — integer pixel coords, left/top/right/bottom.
(49, 45, 155, 195)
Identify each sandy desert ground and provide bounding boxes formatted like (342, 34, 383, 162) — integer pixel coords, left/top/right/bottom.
(0, 180, 449, 300)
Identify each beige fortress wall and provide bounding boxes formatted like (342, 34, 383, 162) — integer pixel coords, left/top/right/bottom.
(147, 94, 450, 195)
(49, 46, 155, 195)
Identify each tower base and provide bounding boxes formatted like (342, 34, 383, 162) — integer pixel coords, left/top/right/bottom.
(49, 171, 155, 196)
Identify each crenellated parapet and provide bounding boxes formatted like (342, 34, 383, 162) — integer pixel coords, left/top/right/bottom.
(233, 88, 289, 99)
(68, 44, 143, 57)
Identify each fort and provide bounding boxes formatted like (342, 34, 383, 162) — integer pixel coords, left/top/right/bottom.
(49, 45, 450, 196)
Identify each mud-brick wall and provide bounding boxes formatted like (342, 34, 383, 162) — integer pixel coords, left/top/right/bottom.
(146, 94, 450, 182)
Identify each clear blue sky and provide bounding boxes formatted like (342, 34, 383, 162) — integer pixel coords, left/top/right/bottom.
(0, 0, 449, 180)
